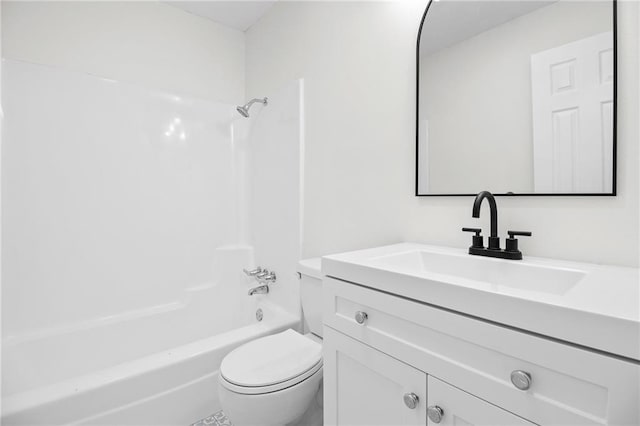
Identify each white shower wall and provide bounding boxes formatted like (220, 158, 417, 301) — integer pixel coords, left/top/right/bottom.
(1, 1, 305, 338)
(1, 16, 304, 420)
(247, 80, 304, 317)
(2, 59, 250, 335)
(1, 1, 245, 104)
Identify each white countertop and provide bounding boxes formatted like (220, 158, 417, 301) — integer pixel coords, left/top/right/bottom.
(322, 243, 640, 361)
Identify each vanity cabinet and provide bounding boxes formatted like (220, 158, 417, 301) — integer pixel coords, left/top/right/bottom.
(323, 327, 426, 425)
(322, 276, 640, 426)
(324, 326, 535, 426)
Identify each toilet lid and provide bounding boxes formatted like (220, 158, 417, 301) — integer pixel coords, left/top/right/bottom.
(220, 329, 322, 388)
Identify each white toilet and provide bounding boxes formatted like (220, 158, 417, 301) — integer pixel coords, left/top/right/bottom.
(218, 258, 323, 426)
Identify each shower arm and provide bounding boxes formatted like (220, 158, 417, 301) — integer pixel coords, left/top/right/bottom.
(245, 98, 267, 107)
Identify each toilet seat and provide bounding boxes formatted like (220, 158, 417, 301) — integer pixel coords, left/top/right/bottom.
(220, 360, 322, 395)
(220, 329, 323, 395)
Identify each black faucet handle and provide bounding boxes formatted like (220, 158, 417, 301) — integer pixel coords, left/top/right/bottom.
(462, 227, 482, 236)
(507, 230, 532, 238)
(462, 227, 484, 248)
(506, 230, 532, 254)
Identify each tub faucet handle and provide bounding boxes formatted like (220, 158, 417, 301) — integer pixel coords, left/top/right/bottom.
(256, 269, 270, 279)
(260, 271, 277, 284)
(243, 267, 263, 276)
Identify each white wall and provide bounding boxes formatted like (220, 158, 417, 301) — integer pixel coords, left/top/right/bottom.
(246, 0, 639, 267)
(0, 1, 312, 336)
(2, 59, 245, 334)
(246, 1, 420, 261)
(420, 1, 612, 194)
(1, 1, 252, 335)
(2, 1, 245, 104)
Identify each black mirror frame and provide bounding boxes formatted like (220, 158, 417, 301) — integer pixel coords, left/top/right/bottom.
(415, 0, 618, 197)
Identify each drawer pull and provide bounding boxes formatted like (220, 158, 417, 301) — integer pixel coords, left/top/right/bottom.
(510, 370, 532, 391)
(355, 311, 368, 324)
(403, 392, 419, 409)
(427, 405, 444, 423)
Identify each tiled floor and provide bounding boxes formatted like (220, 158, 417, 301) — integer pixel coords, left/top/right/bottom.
(190, 410, 232, 426)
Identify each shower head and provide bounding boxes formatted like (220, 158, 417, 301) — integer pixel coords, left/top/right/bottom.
(236, 105, 250, 118)
(236, 97, 268, 118)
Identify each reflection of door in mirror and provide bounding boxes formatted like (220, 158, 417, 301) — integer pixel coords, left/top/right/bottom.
(531, 32, 614, 193)
(416, 0, 615, 196)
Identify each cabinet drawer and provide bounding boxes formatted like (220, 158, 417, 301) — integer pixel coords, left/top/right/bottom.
(323, 277, 640, 426)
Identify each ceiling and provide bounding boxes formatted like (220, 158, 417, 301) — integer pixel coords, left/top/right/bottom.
(165, 1, 276, 31)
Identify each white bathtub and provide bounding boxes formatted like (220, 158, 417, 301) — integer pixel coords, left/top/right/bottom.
(2, 286, 299, 426)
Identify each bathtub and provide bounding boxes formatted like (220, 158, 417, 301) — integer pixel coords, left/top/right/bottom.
(2, 286, 299, 426)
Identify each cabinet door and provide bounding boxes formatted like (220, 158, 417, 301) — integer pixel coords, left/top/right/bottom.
(427, 376, 534, 426)
(324, 327, 427, 426)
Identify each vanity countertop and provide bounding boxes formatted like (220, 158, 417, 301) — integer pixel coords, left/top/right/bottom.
(322, 243, 640, 362)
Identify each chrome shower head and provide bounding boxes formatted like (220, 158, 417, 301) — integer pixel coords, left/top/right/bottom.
(236, 97, 268, 118)
(236, 105, 250, 118)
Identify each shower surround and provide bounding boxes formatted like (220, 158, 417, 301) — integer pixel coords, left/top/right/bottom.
(1, 59, 303, 425)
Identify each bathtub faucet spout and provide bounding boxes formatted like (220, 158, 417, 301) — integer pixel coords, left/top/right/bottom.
(248, 284, 269, 296)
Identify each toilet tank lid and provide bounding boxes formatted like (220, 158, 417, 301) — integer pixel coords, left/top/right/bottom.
(297, 258, 321, 279)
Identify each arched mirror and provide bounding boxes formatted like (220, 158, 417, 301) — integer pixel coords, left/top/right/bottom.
(416, 0, 616, 196)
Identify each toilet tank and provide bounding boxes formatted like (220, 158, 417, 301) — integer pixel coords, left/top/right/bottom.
(297, 258, 323, 338)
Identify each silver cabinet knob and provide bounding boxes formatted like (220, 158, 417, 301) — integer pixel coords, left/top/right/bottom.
(427, 405, 444, 423)
(510, 370, 532, 391)
(355, 311, 368, 324)
(403, 393, 419, 409)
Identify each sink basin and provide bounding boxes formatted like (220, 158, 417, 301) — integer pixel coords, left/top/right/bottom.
(369, 249, 586, 295)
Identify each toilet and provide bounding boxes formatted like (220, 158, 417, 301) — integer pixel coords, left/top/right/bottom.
(218, 258, 323, 426)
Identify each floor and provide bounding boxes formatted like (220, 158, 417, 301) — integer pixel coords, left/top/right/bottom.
(190, 410, 232, 426)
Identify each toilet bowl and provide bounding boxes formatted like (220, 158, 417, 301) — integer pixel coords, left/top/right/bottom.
(218, 330, 322, 426)
(218, 258, 323, 426)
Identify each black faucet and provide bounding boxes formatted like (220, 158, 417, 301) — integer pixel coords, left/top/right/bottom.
(462, 191, 531, 260)
(472, 191, 500, 250)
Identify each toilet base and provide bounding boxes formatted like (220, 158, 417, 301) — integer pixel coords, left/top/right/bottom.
(218, 368, 322, 426)
(287, 382, 323, 426)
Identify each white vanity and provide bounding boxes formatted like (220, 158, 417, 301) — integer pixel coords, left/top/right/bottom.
(321, 243, 640, 426)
